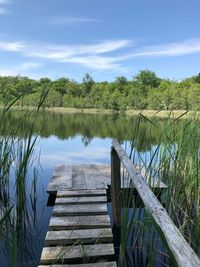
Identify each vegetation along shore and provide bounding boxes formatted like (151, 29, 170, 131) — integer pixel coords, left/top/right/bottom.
(0, 70, 199, 112)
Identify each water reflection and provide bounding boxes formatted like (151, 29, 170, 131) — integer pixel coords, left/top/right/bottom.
(1, 111, 165, 151)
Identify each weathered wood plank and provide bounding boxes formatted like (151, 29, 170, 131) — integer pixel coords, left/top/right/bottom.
(84, 169, 97, 189)
(53, 204, 108, 216)
(55, 196, 107, 205)
(57, 189, 107, 197)
(49, 215, 111, 230)
(93, 175, 109, 189)
(45, 228, 113, 245)
(112, 139, 200, 267)
(40, 244, 115, 264)
(59, 166, 73, 190)
(47, 175, 61, 193)
(47, 165, 72, 193)
(39, 262, 117, 267)
(72, 166, 87, 189)
(85, 164, 110, 189)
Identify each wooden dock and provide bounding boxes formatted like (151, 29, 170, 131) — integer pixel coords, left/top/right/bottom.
(39, 162, 166, 266)
(39, 188, 116, 266)
(39, 164, 120, 266)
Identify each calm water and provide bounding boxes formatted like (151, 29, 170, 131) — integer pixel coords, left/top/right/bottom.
(0, 111, 169, 267)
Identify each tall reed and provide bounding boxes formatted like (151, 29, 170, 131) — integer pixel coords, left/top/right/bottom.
(119, 112, 200, 266)
(0, 88, 49, 267)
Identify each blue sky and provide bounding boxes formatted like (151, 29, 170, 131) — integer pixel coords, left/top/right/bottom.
(0, 0, 200, 81)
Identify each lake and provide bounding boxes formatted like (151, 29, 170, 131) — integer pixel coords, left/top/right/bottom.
(0, 110, 188, 267)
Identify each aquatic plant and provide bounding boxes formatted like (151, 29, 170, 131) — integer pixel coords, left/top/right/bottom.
(0, 88, 49, 267)
(119, 111, 200, 266)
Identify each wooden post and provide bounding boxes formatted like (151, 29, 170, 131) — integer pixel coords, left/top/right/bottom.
(111, 146, 121, 228)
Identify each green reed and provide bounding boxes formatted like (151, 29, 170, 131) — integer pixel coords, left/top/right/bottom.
(0, 88, 49, 266)
(119, 112, 200, 266)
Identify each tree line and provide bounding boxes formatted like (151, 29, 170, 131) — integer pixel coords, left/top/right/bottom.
(0, 70, 199, 110)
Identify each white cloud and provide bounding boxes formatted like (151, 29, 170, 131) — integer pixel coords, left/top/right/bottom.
(22, 40, 130, 70)
(1, 38, 200, 72)
(124, 38, 200, 59)
(51, 16, 101, 25)
(25, 39, 130, 58)
(82, 40, 130, 54)
(26, 40, 130, 70)
(0, 41, 25, 51)
(61, 55, 121, 70)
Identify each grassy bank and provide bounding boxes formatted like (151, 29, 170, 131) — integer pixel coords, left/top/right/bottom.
(4, 106, 200, 119)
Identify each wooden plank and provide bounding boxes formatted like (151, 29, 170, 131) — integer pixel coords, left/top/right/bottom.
(72, 166, 87, 189)
(94, 175, 109, 189)
(39, 262, 117, 267)
(57, 189, 107, 197)
(53, 204, 108, 216)
(47, 166, 72, 193)
(49, 215, 111, 230)
(92, 164, 111, 177)
(80, 164, 111, 177)
(84, 169, 97, 189)
(112, 139, 200, 267)
(45, 228, 113, 245)
(40, 244, 115, 264)
(84, 164, 110, 189)
(55, 196, 107, 205)
(59, 166, 73, 190)
(47, 175, 61, 193)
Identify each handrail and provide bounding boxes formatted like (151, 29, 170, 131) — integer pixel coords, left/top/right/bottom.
(111, 139, 200, 267)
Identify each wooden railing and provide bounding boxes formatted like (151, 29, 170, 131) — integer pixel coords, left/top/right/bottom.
(111, 140, 200, 267)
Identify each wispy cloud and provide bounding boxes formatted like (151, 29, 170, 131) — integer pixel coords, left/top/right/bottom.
(0, 41, 25, 51)
(1, 38, 200, 72)
(61, 55, 122, 70)
(125, 38, 200, 59)
(25, 39, 131, 58)
(50, 16, 101, 25)
(23, 39, 131, 70)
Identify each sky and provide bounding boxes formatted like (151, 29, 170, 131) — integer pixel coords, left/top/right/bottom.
(0, 0, 200, 81)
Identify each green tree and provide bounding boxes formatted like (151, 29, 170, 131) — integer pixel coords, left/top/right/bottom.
(114, 76, 128, 93)
(53, 78, 68, 107)
(134, 70, 160, 88)
(82, 73, 95, 94)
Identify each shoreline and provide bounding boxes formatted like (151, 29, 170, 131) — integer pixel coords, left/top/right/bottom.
(3, 106, 200, 118)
